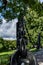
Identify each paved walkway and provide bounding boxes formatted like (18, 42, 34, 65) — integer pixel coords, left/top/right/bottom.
(34, 49, 43, 65)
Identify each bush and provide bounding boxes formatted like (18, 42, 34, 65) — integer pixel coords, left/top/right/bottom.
(0, 37, 16, 51)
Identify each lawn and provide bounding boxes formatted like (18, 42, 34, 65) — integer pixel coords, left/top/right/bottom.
(0, 50, 16, 65)
(0, 48, 38, 65)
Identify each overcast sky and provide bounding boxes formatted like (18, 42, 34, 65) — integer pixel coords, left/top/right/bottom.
(0, 18, 18, 40)
(40, 0, 43, 3)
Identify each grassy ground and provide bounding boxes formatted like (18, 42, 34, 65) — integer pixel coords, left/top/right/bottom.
(0, 50, 16, 56)
(29, 48, 39, 52)
(0, 50, 16, 65)
(0, 48, 38, 65)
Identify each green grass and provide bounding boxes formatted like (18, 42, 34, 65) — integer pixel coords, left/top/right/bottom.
(0, 48, 38, 65)
(0, 50, 16, 65)
(0, 44, 2, 49)
(0, 54, 10, 65)
(0, 50, 16, 56)
(29, 48, 37, 52)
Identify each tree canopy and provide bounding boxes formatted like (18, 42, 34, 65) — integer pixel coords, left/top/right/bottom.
(0, 0, 43, 49)
(0, 0, 43, 20)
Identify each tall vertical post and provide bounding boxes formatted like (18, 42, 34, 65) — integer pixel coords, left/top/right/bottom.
(37, 32, 41, 49)
(16, 13, 25, 49)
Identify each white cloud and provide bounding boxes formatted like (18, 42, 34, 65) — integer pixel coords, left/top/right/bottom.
(2, 18, 7, 23)
(40, 0, 43, 3)
(0, 18, 18, 40)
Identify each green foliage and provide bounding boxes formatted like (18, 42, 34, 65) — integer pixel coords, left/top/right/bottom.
(0, 0, 42, 20)
(0, 0, 43, 49)
(0, 0, 25, 20)
(0, 37, 6, 49)
(24, 8, 43, 48)
(0, 50, 15, 65)
(4, 40, 16, 50)
(0, 37, 16, 51)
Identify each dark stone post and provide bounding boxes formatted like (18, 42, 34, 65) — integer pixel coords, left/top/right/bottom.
(37, 32, 41, 49)
(16, 13, 27, 50)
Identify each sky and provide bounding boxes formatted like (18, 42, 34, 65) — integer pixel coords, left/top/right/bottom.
(40, 0, 43, 3)
(0, 18, 18, 40)
(0, 0, 43, 40)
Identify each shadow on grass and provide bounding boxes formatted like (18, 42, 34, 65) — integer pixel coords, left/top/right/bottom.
(0, 47, 16, 53)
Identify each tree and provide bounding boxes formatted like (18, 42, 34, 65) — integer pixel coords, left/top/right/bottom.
(0, 0, 43, 49)
(0, 0, 42, 20)
(0, 37, 6, 49)
(24, 8, 43, 49)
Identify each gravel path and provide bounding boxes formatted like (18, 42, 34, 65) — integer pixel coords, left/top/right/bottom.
(34, 49, 43, 65)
